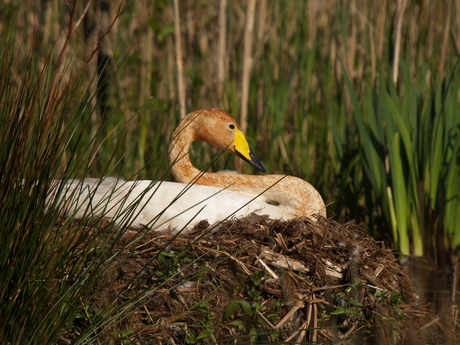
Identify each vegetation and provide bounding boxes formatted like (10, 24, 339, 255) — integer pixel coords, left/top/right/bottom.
(0, 0, 459, 343)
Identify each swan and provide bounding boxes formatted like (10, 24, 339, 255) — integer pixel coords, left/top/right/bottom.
(56, 108, 325, 233)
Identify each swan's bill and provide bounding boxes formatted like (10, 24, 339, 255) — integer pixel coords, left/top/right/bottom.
(232, 128, 266, 173)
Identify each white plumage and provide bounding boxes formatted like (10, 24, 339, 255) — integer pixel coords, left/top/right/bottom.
(58, 177, 287, 234)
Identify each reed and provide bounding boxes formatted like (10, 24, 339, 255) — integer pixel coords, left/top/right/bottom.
(4, 0, 460, 260)
(0, 26, 98, 343)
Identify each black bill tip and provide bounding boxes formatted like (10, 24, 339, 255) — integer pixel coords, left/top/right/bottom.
(235, 150, 266, 173)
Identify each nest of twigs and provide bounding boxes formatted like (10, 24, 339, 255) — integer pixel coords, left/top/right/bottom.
(74, 215, 457, 344)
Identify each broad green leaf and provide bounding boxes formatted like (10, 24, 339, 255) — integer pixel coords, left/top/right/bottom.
(224, 300, 243, 320)
(342, 64, 385, 198)
(388, 132, 409, 255)
(196, 329, 214, 341)
(429, 111, 444, 205)
(239, 300, 254, 317)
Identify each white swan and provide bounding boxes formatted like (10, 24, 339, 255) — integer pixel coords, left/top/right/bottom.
(56, 108, 326, 233)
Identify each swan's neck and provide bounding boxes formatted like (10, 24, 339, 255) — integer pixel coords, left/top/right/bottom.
(168, 119, 248, 189)
(168, 121, 203, 184)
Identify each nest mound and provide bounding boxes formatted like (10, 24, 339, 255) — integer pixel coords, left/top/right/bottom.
(94, 215, 442, 344)
(74, 216, 456, 344)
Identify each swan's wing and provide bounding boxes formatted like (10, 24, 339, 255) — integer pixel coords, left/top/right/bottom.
(148, 183, 288, 233)
(56, 178, 289, 233)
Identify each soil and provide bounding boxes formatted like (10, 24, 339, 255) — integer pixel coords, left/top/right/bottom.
(63, 215, 459, 344)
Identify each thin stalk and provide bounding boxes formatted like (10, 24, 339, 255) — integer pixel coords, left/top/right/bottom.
(240, 0, 256, 134)
(392, 0, 407, 84)
(173, 0, 186, 119)
(217, 0, 227, 103)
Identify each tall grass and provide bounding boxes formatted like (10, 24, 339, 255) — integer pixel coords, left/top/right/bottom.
(0, 7, 245, 343)
(0, 19, 117, 343)
(3, 1, 460, 251)
(7, 1, 456, 185)
(0, 9, 178, 343)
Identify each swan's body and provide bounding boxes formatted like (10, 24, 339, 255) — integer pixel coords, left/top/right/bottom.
(57, 108, 326, 233)
(58, 178, 288, 234)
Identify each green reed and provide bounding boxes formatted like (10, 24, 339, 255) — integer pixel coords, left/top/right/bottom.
(341, 58, 460, 256)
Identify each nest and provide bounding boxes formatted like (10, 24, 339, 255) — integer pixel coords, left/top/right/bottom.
(70, 215, 458, 344)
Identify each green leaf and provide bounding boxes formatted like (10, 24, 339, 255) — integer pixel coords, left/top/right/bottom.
(389, 132, 409, 255)
(342, 64, 386, 198)
(224, 300, 241, 320)
(229, 320, 244, 327)
(348, 298, 364, 307)
(239, 300, 254, 317)
(196, 329, 214, 341)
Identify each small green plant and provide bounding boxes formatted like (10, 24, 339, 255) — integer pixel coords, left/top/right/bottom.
(223, 269, 279, 343)
(184, 298, 217, 344)
(155, 249, 192, 279)
(329, 283, 365, 320)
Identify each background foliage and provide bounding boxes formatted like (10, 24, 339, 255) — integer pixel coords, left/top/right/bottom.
(0, 1, 459, 341)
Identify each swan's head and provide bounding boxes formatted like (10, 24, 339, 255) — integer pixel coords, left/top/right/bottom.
(193, 109, 266, 173)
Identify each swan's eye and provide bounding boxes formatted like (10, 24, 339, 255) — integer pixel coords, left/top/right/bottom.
(229, 124, 235, 129)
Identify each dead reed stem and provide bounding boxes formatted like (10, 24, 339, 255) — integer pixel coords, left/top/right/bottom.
(440, 0, 453, 77)
(43, 0, 79, 117)
(235, 0, 256, 172)
(217, 0, 227, 103)
(240, 0, 256, 134)
(450, 253, 459, 323)
(376, 0, 388, 62)
(173, 0, 186, 119)
(453, 1, 460, 55)
(393, 0, 407, 84)
(139, 2, 153, 105)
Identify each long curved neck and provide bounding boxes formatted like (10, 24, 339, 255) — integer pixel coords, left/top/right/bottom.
(168, 113, 326, 218)
(169, 111, 245, 187)
(168, 116, 204, 184)
(168, 114, 253, 188)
